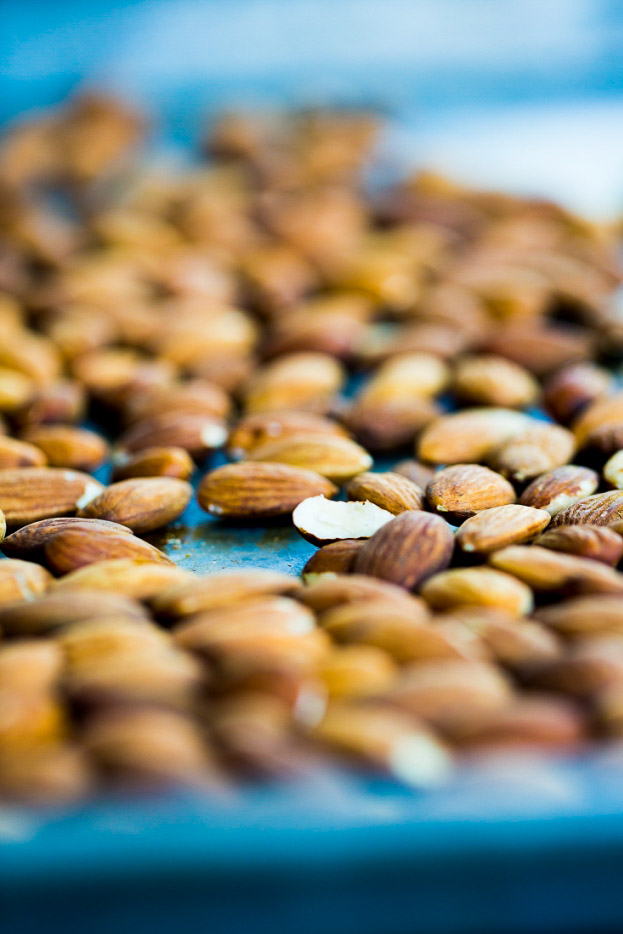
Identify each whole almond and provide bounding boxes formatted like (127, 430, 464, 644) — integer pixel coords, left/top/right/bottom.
(488, 422, 576, 482)
(603, 450, 623, 489)
(346, 471, 424, 515)
(420, 567, 534, 616)
(426, 464, 515, 522)
(530, 637, 623, 697)
(50, 559, 193, 599)
(437, 608, 560, 668)
(197, 462, 336, 518)
(551, 490, 623, 529)
(343, 396, 440, 452)
(393, 459, 435, 489)
(543, 362, 612, 424)
(489, 545, 623, 595)
(302, 539, 365, 578)
(446, 696, 584, 749)
(227, 411, 348, 459)
(116, 412, 227, 460)
(152, 569, 297, 618)
(247, 433, 372, 483)
(0, 558, 52, 606)
(20, 425, 108, 471)
(362, 352, 449, 401)
(112, 446, 194, 482)
(78, 477, 192, 533)
(0, 508, 4, 541)
(417, 408, 533, 464)
(0, 590, 148, 635)
(243, 352, 344, 414)
(573, 391, 623, 448)
(519, 465, 599, 516)
(318, 646, 397, 698)
(535, 595, 623, 637)
(537, 524, 623, 566)
(0, 467, 103, 527)
(123, 380, 231, 424)
(0, 436, 47, 468)
(0, 366, 35, 412)
(456, 504, 550, 553)
(482, 321, 591, 376)
(297, 574, 428, 614)
(354, 511, 454, 591)
(452, 354, 538, 408)
(1, 516, 133, 556)
(44, 527, 173, 575)
(173, 596, 316, 650)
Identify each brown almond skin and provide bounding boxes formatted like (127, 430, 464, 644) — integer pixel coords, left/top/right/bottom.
(296, 574, 429, 614)
(543, 362, 612, 424)
(489, 545, 623, 595)
(0, 591, 148, 635)
(0, 467, 103, 527)
(78, 477, 192, 533)
(417, 408, 532, 464)
(227, 412, 348, 459)
(111, 446, 194, 482)
(246, 433, 372, 483)
(436, 608, 560, 669)
(343, 396, 440, 452)
(0, 507, 4, 541)
(302, 539, 365, 577)
(0, 559, 52, 606)
(50, 559, 193, 599)
(519, 465, 599, 516)
(426, 464, 515, 523)
(420, 567, 534, 616)
(197, 462, 337, 519)
(116, 412, 227, 459)
(446, 696, 585, 750)
(346, 471, 424, 515)
(152, 569, 298, 619)
(537, 525, 623, 566)
(354, 511, 454, 591)
(0, 436, 47, 468)
(123, 380, 231, 424)
(393, 460, 435, 489)
(44, 527, 173, 575)
(551, 490, 623, 529)
(452, 354, 539, 408)
(573, 390, 623, 448)
(488, 423, 576, 482)
(534, 596, 623, 638)
(21, 425, 108, 472)
(1, 516, 133, 556)
(456, 504, 550, 554)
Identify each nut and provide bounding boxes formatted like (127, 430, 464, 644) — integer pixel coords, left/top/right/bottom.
(197, 462, 337, 519)
(116, 412, 227, 459)
(0, 590, 148, 635)
(420, 567, 534, 616)
(534, 595, 623, 637)
(417, 408, 533, 464)
(488, 422, 576, 482)
(393, 459, 435, 489)
(452, 354, 538, 408)
(152, 569, 298, 618)
(550, 490, 623, 528)
(354, 511, 454, 591)
(77, 477, 192, 533)
(0, 436, 47, 468)
(437, 608, 560, 669)
(292, 495, 393, 546)
(456, 504, 550, 553)
(519, 465, 599, 516)
(0, 558, 52, 606)
(50, 558, 193, 598)
(543, 362, 612, 424)
(426, 464, 516, 522)
(603, 450, 623, 489)
(536, 524, 623, 565)
(346, 471, 424, 515)
(1, 516, 133, 556)
(247, 433, 372, 483)
(111, 446, 194, 481)
(573, 391, 623, 448)
(489, 545, 623, 595)
(302, 539, 365, 578)
(228, 411, 348, 459)
(0, 467, 103, 526)
(44, 526, 173, 574)
(20, 425, 108, 472)
(243, 352, 344, 414)
(297, 573, 426, 613)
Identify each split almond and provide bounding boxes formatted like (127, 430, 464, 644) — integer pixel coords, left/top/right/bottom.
(456, 504, 550, 553)
(426, 464, 515, 522)
(197, 462, 336, 519)
(293, 495, 393, 546)
(354, 511, 454, 591)
(77, 477, 192, 533)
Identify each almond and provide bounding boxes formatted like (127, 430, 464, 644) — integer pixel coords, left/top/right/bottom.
(293, 495, 393, 545)
(456, 504, 550, 553)
(302, 539, 365, 578)
(530, 637, 623, 697)
(550, 490, 623, 528)
(489, 545, 623, 595)
(420, 567, 534, 616)
(0, 507, 4, 541)
(0, 467, 103, 527)
(123, 380, 231, 424)
(573, 391, 623, 448)
(20, 425, 108, 472)
(0, 436, 47, 468)
(227, 411, 347, 459)
(173, 596, 316, 649)
(243, 352, 344, 414)
(197, 462, 336, 518)
(296, 574, 427, 613)
(77, 477, 192, 533)
(116, 412, 227, 459)
(44, 526, 173, 575)
(152, 569, 298, 618)
(393, 459, 435, 489)
(50, 558, 193, 599)
(0, 590, 148, 635)
(534, 595, 623, 637)
(362, 352, 449, 402)
(426, 464, 515, 522)
(488, 422, 576, 482)
(446, 696, 584, 749)
(437, 608, 560, 669)
(247, 433, 372, 483)
(452, 354, 538, 408)
(346, 471, 424, 515)
(482, 320, 591, 376)
(0, 558, 52, 606)
(543, 362, 612, 424)
(519, 465, 599, 516)
(603, 450, 623, 489)
(354, 511, 454, 591)
(111, 446, 194, 481)
(343, 396, 440, 452)
(417, 408, 532, 464)
(1, 516, 133, 556)
(15, 379, 86, 427)
(0, 366, 35, 412)
(317, 646, 396, 698)
(536, 524, 623, 565)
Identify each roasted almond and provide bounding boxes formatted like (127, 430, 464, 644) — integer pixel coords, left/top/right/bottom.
(420, 567, 534, 616)
(603, 450, 623, 489)
(0, 436, 47, 468)
(346, 471, 424, 515)
(426, 464, 515, 522)
(302, 539, 365, 578)
(417, 408, 533, 464)
(50, 558, 193, 599)
(0, 467, 103, 527)
(519, 465, 599, 516)
(354, 511, 454, 591)
(246, 432, 372, 482)
(550, 490, 623, 528)
(227, 411, 348, 459)
(543, 361, 612, 424)
(77, 477, 192, 533)
(489, 545, 623, 595)
(343, 395, 440, 453)
(44, 526, 173, 575)
(536, 524, 623, 565)
(446, 696, 584, 750)
(152, 569, 298, 618)
(393, 459, 435, 489)
(197, 462, 336, 518)
(1, 516, 133, 556)
(456, 504, 550, 553)
(0, 590, 148, 635)
(292, 495, 393, 546)
(111, 446, 194, 481)
(452, 354, 538, 408)
(436, 608, 560, 669)
(296, 574, 428, 614)
(487, 422, 576, 482)
(534, 595, 623, 637)
(573, 390, 623, 448)
(123, 379, 231, 424)
(0, 558, 53, 606)
(20, 425, 108, 471)
(116, 412, 227, 460)
(243, 352, 344, 414)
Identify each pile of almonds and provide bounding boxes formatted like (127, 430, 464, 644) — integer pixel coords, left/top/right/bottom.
(2, 95, 623, 804)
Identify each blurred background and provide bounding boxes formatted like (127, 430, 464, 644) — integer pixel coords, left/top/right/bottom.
(2, 0, 623, 214)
